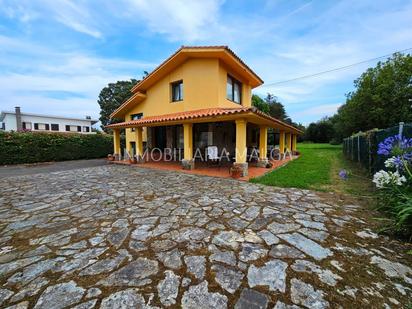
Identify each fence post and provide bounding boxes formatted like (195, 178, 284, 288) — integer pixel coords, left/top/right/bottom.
(351, 137, 354, 161)
(357, 135, 361, 162)
(399, 122, 404, 138)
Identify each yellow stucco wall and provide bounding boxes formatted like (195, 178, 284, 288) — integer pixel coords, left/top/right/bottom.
(125, 58, 253, 145)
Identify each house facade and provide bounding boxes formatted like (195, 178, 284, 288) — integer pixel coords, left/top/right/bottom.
(107, 46, 301, 176)
(0, 107, 97, 134)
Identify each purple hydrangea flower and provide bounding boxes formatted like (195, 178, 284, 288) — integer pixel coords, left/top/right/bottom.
(339, 169, 348, 180)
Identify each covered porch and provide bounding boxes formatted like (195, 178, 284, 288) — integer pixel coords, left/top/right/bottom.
(107, 107, 301, 177)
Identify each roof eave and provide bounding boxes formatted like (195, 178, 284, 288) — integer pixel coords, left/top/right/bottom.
(131, 46, 264, 93)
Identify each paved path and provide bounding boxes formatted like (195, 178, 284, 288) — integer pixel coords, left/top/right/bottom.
(0, 159, 107, 177)
(0, 165, 411, 309)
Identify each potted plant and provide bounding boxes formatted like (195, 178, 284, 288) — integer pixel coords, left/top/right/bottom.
(230, 166, 243, 179)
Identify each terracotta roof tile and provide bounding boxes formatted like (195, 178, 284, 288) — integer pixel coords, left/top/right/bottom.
(106, 107, 302, 134)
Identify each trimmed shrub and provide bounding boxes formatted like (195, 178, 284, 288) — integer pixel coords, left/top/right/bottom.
(0, 131, 113, 165)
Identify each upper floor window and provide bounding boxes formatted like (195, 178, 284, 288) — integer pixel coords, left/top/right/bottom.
(131, 113, 143, 120)
(226, 75, 242, 104)
(171, 80, 183, 102)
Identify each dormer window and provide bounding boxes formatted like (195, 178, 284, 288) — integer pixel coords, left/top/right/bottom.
(226, 75, 241, 104)
(171, 80, 183, 102)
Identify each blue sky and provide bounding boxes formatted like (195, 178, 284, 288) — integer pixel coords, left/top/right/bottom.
(0, 0, 411, 125)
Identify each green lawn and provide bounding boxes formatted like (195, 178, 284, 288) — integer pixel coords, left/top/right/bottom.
(251, 143, 373, 195)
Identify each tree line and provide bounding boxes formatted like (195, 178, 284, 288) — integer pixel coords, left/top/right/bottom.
(304, 52, 412, 143)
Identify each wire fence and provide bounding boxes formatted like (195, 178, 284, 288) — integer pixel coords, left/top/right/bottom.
(343, 122, 412, 174)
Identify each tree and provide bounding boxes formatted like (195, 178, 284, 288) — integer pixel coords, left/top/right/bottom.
(252, 93, 291, 121)
(98, 79, 139, 131)
(334, 53, 412, 139)
(264, 93, 290, 121)
(252, 94, 270, 114)
(304, 117, 335, 143)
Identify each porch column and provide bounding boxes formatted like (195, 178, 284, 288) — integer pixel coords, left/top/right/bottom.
(285, 133, 292, 152)
(292, 134, 297, 152)
(126, 129, 132, 159)
(234, 119, 248, 176)
(257, 126, 268, 167)
(182, 123, 194, 170)
(279, 131, 285, 154)
(113, 129, 121, 160)
(135, 127, 144, 162)
(146, 127, 153, 150)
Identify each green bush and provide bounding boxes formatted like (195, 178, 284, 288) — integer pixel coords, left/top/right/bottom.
(0, 131, 113, 165)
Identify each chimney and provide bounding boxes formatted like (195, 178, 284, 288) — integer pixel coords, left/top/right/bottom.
(15, 106, 22, 131)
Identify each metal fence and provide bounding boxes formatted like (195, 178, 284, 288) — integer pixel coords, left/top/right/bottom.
(343, 122, 412, 174)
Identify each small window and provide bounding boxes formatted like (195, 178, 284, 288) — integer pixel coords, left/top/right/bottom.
(171, 80, 183, 102)
(22, 122, 32, 130)
(66, 125, 79, 132)
(51, 124, 59, 131)
(34, 123, 49, 131)
(83, 126, 90, 132)
(130, 113, 143, 132)
(226, 75, 242, 104)
(77, 126, 81, 132)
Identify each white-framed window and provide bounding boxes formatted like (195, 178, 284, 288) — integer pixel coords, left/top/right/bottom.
(22, 122, 32, 130)
(65, 125, 80, 132)
(226, 75, 242, 104)
(171, 80, 183, 102)
(83, 126, 90, 132)
(34, 123, 49, 130)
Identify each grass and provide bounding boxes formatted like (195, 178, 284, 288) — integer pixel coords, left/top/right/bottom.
(251, 143, 373, 195)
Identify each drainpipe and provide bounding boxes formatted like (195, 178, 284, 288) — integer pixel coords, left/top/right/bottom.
(15, 106, 22, 131)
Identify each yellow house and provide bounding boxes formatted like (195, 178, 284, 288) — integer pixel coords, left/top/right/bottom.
(107, 46, 301, 176)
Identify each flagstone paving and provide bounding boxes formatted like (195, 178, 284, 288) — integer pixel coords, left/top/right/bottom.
(0, 165, 411, 308)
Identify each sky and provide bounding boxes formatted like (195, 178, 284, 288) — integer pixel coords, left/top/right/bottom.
(0, 0, 411, 126)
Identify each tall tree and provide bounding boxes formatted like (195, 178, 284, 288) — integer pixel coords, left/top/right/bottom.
(334, 53, 412, 138)
(264, 93, 289, 121)
(98, 79, 138, 131)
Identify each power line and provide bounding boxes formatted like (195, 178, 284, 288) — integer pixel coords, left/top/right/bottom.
(262, 47, 412, 87)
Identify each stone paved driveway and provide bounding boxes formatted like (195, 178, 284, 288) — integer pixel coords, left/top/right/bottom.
(0, 165, 411, 309)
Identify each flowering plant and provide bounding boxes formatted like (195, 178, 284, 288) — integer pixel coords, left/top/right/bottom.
(373, 134, 412, 235)
(375, 135, 412, 187)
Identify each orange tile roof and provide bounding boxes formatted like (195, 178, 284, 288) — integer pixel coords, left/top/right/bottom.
(106, 107, 302, 134)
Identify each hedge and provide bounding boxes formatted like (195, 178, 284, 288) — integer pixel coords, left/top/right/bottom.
(0, 131, 113, 165)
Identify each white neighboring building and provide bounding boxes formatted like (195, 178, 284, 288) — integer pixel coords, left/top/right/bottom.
(0, 107, 98, 134)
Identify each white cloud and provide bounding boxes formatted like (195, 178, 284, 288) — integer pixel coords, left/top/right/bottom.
(122, 0, 223, 41)
(0, 35, 155, 119)
(0, 0, 103, 38)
